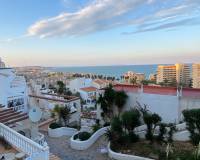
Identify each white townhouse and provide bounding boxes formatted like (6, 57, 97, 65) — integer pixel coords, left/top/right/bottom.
(68, 78, 92, 94)
(92, 79, 110, 89)
(29, 93, 81, 125)
(0, 68, 28, 112)
(79, 86, 98, 105)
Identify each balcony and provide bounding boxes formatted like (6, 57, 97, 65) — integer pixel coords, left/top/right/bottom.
(0, 123, 49, 160)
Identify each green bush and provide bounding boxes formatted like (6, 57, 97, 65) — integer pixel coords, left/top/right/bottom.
(183, 109, 200, 146)
(74, 132, 91, 141)
(128, 132, 139, 143)
(111, 116, 123, 134)
(49, 122, 62, 129)
(92, 124, 101, 133)
(157, 123, 167, 143)
(103, 122, 110, 127)
(121, 110, 140, 133)
(143, 113, 161, 142)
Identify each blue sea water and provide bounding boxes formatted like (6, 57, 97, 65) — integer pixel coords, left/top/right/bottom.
(49, 65, 158, 78)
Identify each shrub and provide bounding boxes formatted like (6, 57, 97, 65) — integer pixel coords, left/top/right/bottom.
(92, 124, 101, 133)
(49, 122, 62, 129)
(183, 109, 200, 146)
(128, 132, 139, 143)
(103, 122, 110, 127)
(74, 132, 91, 141)
(143, 113, 161, 142)
(157, 123, 167, 143)
(111, 116, 123, 134)
(121, 110, 140, 133)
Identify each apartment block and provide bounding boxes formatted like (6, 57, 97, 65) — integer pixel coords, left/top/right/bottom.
(156, 63, 190, 86)
(192, 63, 200, 88)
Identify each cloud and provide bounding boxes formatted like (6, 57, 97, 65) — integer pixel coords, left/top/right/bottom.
(124, 16, 200, 34)
(27, 0, 200, 38)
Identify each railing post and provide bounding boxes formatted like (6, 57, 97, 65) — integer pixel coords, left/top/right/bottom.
(43, 146, 50, 160)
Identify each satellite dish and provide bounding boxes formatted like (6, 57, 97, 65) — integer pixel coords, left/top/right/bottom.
(29, 107, 42, 123)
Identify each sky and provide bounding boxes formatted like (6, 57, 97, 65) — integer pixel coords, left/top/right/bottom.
(0, 0, 200, 67)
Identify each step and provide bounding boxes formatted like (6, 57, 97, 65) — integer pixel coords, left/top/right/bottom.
(0, 113, 27, 123)
(5, 115, 29, 125)
(50, 153, 61, 160)
(0, 111, 22, 120)
(0, 108, 13, 115)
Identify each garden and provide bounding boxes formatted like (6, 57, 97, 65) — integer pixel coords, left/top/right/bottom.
(106, 105, 200, 160)
(97, 85, 200, 160)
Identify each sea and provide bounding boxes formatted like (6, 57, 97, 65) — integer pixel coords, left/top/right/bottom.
(48, 64, 158, 78)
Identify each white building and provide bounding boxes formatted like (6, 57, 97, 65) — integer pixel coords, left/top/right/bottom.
(123, 71, 145, 84)
(97, 84, 200, 123)
(0, 57, 5, 68)
(0, 68, 28, 112)
(92, 79, 110, 89)
(192, 63, 200, 88)
(79, 86, 98, 105)
(68, 78, 92, 93)
(157, 63, 190, 86)
(29, 93, 81, 125)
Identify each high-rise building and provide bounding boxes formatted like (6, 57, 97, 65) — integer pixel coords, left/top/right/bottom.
(156, 63, 190, 86)
(175, 63, 190, 86)
(157, 65, 176, 84)
(192, 63, 200, 88)
(0, 57, 5, 68)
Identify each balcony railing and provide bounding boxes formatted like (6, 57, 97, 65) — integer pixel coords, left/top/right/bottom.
(0, 123, 49, 160)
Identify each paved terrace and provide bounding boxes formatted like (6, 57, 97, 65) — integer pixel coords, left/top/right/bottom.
(42, 131, 110, 160)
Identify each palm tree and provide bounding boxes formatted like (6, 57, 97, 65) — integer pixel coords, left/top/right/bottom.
(60, 106, 71, 126)
(57, 81, 66, 95)
(97, 94, 109, 121)
(53, 105, 71, 126)
(53, 104, 62, 125)
(115, 91, 128, 115)
(103, 84, 116, 118)
(130, 77, 137, 85)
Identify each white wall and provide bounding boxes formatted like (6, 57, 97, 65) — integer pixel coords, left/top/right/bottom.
(69, 78, 92, 93)
(179, 97, 200, 120)
(0, 68, 28, 112)
(123, 92, 179, 123)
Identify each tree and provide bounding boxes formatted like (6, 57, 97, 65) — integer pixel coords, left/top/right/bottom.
(53, 105, 71, 126)
(183, 109, 200, 146)
(53, 105, 62, 125)
(57, 81, 66, 95)
(121, 110, 140, 133)
(143, 113, 161, 142)
(115, 91, 128, 114)
(60, 106, 71, 126)
(130, 77, 137, 85)
(102, 84, 116, 118)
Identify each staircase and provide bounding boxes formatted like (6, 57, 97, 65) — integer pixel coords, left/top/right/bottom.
(50, 153, 61, 160)
(0, 108, 28, 126)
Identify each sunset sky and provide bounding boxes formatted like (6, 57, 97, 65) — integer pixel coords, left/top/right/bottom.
(0, 0, 200, 67)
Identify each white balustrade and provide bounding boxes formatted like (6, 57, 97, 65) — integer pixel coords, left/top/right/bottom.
(0, 123, 49, 160)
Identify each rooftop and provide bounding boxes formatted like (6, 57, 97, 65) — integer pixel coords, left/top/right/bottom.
(93, 79, 109, 85)
(80, 86, 97, 92)
(29, 94, 80, 103)
(114, 84, 200, 98)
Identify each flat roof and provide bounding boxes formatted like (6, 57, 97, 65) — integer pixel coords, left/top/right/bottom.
(80, 86, 97, 92)
(29, 94, 80, 103)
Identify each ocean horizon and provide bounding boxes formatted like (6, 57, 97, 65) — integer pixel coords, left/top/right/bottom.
(48, 64, 159, 78)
